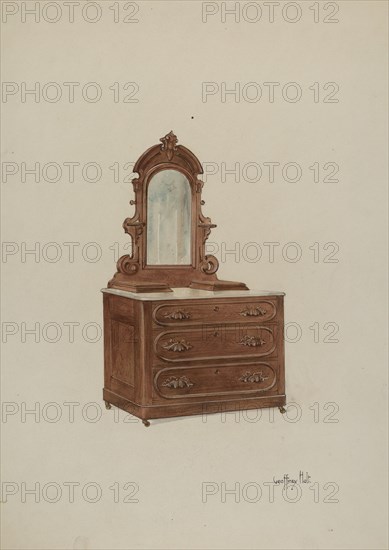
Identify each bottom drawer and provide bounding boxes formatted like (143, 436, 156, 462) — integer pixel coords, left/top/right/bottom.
(153, 361, 280, 401)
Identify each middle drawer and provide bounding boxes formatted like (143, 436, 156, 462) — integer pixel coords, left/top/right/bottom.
(153, 324, 278, 363)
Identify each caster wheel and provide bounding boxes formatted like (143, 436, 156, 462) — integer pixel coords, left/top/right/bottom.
(142, 419, 151, 427)
(279, 406, 286, 414)
(105, 401, 112, 410)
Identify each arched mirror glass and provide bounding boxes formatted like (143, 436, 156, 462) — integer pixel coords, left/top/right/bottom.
(146, 169, 191, 265)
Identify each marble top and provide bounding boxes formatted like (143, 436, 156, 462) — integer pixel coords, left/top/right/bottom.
(101, 287, 285, 301)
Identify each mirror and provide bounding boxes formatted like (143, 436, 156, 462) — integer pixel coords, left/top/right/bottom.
(146, 169, 191, 265)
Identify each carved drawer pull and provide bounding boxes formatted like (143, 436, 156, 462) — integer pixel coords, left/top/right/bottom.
(239, 335, 266, 347)
(162, 338, 193, 352)
(240, 306, 267, 317)
(161, 376, 194, 389)
(163, 310, 191, 320)
(239, 371, 269, 384)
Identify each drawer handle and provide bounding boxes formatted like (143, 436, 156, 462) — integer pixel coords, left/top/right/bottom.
(161, 376, 194, 389)
(240, 306, 267, 317)
(162, 338, 193, 352)
(239, 335, 266, 347)
(163, 310, 191, 320)
(239, 371, 269, 384)
(213, 306, 219, 312)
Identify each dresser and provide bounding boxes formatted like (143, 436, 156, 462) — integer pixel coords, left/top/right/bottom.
(102, 287, 285, 425)
(103, 132, 286, 425)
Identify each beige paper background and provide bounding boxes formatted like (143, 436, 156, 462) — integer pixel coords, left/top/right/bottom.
(1, 1, 388, 549)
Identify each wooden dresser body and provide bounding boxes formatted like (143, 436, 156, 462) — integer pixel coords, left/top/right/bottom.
(102, 288, 286, 421)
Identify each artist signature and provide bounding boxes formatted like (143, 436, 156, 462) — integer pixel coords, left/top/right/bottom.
(271, 471, 312, 488)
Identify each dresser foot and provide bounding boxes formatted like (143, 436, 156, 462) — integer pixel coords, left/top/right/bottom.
(278, 406, 286, 414)
(142, 419, 151, 427)
(105, 401, 112, 410)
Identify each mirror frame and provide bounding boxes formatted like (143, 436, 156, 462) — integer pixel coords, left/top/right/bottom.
(108, 132, 248, 292)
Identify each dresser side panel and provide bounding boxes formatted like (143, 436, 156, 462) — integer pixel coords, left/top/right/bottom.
(103, 294, 113, 389)
(104, 295, 138, 403)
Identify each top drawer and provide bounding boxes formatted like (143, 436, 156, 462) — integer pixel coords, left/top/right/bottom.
(152, 299, 277, 327)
